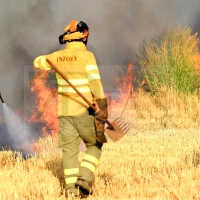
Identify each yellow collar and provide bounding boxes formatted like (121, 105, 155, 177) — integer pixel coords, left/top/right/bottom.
(65, 42, 86, 50)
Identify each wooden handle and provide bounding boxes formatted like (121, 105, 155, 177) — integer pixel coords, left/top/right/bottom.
(46, 58, 115, 130)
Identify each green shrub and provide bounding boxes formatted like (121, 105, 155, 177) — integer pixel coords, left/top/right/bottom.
(137, 26, 200, 95)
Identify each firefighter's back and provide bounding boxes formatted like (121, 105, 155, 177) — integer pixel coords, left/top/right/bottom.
(49, 42, 95, 116)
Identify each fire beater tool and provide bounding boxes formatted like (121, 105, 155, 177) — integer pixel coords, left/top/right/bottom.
(46, 58, 130, 142)
(0, 92, 4, 103)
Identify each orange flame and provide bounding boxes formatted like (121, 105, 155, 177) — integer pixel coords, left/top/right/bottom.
(29, 63, 135, 152)
(108, 63, 135, 118)
(28, 69, 58, 137)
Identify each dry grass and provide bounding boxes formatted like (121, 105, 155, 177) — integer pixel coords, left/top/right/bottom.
(1, 130, 200, 200)
(110, 89, 200, 133)
(1, 91, 200, 199)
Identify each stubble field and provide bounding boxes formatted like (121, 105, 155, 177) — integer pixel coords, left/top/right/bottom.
(1, 92, 200, 200)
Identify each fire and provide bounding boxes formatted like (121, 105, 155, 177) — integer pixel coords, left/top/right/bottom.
(28, 68, 58, 137)
(108, 63, 135, 119)
(29, 63, 135, 125)
(115, 63, 135, 92)
(29, 63, 135, 152)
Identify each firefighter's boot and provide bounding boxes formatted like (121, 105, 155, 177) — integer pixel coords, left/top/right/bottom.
(75, 179, 93, 197)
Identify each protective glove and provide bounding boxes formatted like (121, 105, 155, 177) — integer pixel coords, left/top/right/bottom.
(94, 98, 108, 143)
(87, 104, 96, 116)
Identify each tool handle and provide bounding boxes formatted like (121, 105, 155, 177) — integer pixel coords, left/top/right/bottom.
(46, 58, 114, 130)
(46, 59, 96, 111)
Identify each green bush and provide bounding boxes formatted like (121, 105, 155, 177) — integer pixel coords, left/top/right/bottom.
(137, 26, 200, 95)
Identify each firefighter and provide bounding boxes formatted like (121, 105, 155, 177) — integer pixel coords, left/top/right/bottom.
(33, 20, 108, 198)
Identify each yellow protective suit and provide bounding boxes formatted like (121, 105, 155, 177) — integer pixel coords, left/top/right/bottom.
(33, 41, 105, 116)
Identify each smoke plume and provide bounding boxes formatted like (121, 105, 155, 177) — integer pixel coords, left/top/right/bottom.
(0, 0, 200, 150)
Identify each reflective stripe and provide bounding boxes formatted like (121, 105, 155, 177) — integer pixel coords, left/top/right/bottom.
(65, 177, 77, 184)
(58, 86, 91, 93)
(34, 56, 43, 68)
(41, 56, 46, 66)
(64, 168, 79, 175)
(87, 74, 101, 81)
(35, 56, 43, 62)
(57, 78, 88, 85)
(83, 154, 98, 165)
(34, 56, 51, 70)
(85, 65, 98, 71)
(80, 161, 96, 173)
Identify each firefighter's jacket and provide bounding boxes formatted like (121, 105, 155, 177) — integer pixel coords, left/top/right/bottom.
(33, 42, 105, 116)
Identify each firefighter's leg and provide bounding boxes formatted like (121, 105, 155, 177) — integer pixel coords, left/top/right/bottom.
(73, 111, 103, 193)
(77, 144, 102, 184)
(58, 116, 81, 197)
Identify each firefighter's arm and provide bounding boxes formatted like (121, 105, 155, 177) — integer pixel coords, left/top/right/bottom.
(85, 53, 105, 99)
(85, 53, 108, 143)
(33, 55, 52, 70)
(85, 53, 107, 117)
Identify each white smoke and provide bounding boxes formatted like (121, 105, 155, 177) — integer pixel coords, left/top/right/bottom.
(2, 103, 41, 155)
(0, 0, 200, 149)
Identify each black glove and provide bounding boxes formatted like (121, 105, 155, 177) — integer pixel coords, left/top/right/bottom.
(87, 104, 96, 116)
(94, 98, 108, 143)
